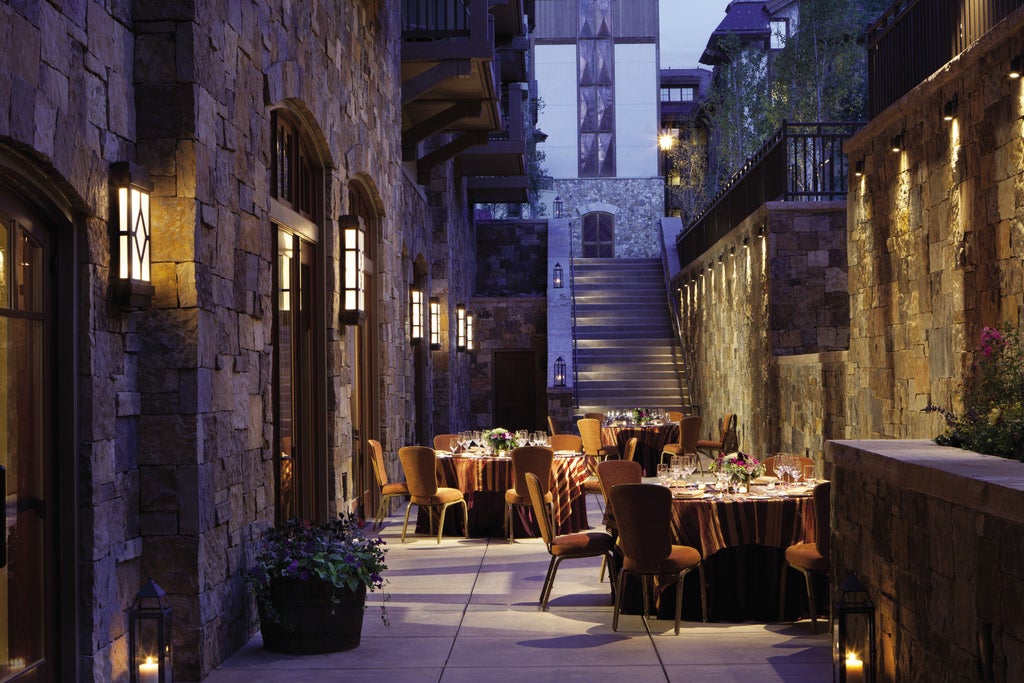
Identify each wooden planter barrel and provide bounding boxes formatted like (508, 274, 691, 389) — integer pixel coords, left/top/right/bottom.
(259, 578, 367, 654)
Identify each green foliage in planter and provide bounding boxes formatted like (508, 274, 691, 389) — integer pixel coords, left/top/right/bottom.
(927, 324, 1024, 460)
(247, 515, 388, 625)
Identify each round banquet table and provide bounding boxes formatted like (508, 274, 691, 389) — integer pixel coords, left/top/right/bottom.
(414, 452, 591, 538)
(617, 485, 826, 623)
(600, 423, 680, 475)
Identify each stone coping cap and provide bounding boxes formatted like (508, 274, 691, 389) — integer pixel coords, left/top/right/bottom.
(830, 439, 1024, 524)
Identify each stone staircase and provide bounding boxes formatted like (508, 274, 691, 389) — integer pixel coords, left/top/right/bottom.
(571, 258, 692, 416)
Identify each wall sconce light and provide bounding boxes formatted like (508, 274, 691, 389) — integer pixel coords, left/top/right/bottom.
(942, 95, 958, 121)
(1010, 54, 1023, 79)
(730, 246, 736, 257)
(456, 305, 467, 351)
(553, 195, 564, 218)
(129, 578, 173, 683)
(410, 288, 424, 343)
(833, 574, 876, 683)
(707, 262, 712, 272)
(429, 297, 441, 350)
(111, 162, 155, 308)
(340, 215, 365, 324)
(743, 236, 750, 248)
(466, 312, 474, 351)
(889, 134, 903, 153)
(854, 160, 864, 177)
(553, 356, 566, 386)
(757, 224, 766, 236)
(552, 262, 564, 288)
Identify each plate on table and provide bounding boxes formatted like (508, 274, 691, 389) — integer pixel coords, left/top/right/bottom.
(784, 486, 814, 497)
(752, 475, 779, 486)
(672, 488, 706, 499)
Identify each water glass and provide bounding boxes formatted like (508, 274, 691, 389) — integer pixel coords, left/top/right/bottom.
(669, 455, 683, 482)
(657, 463, 671, 486)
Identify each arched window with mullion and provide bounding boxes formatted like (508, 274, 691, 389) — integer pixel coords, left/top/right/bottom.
(582, 211, 614, 257)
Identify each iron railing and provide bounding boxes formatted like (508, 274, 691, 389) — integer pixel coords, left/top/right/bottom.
(402, 0, 472, 39)
(569, 254, 579, 408)
(867, 0, 1024, 117)
(675, 122, 862, 269)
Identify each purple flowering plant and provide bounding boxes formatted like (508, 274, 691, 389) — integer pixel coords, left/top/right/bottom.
(248, 515, 388, 623)
(926, 323, 1024, 459)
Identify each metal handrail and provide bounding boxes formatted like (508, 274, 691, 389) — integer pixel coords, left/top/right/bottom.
(569, 254, 579, 409)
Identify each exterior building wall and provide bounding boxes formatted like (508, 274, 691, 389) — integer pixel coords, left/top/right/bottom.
(535, 43, 579, 179)
(844, 11, 1024, 442)
(614, 43, 659, 178)
(555, 177, 664, 257)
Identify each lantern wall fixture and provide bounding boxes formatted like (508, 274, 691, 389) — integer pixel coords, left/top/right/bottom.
(429, 297, 441, 350)
(129, 578, 173, 683)
(942, 94, 958, 121)
(466, 312, 474, 351)
(552, 262, 564, 288)
(111, 162, 155, 309)
(456, 305, 467, 351)
(340, 215, 365, 324)
(410, 288, 424, 343)
(553, 195, 564, 218)
(1010, 54, 1024, 79)
(889, 134, 904, 153)
(553, 356, 566, 386)
(833, 573, 876, 683)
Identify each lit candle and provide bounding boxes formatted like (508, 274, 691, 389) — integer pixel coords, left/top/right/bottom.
(139, 656, 160, 683)
(845, 653, 864, 683)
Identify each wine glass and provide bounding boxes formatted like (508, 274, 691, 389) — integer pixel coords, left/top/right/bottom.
(774, 453, 792, 486)
(679, 453, 698, 482)
(448, 436, 458, 454)
(657, 463, 671, 486)
(789, 461, 804, 486)
(669, 455, 684, 483)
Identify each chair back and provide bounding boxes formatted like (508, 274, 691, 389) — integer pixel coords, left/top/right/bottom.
(433, 433, 459, 451)
(667, 411, 685, 423)
(813, 481, 831, 558)
(762, 454, 815, 479)
(549, 434, 582, 452)
(547, 415, 559, 436)
(609, 483, 673, 570)
(577, 418, 604, 456)
(597, 460, 643, 517)
(368, 439, 389, 486)
(398, 446, 439, 499)
(621, 437, 638, 462)
(584, 412, 606, 423)
(720, 413, 738, 452)
(524, 472, 556, 548)
(679, 416, 702, 452)
(511, 446, 554, 497)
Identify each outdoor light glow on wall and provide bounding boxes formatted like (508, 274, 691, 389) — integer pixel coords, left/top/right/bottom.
(456, 305, 467, 351)
(429, 297, 441, 350)
(1010, 54, 1023, 78)
(833, 574, 876, 683)
(466, 312, 474, 351)
(553, 195, 563, 218)
(111, 162, 155, 308)
(889, 134, 904, 153)
(129, 578, 173, 683)
(554, 356, 566, 386)
(341, 215, 365, 324)
(552, 262, 564, 288)
(410, 288, 424, 342)
(854, 161, 864, 177)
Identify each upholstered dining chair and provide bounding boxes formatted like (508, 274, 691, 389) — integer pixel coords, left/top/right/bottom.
(596, 458, 642, 582)
(582, 436, 637, 517)
(505, 446, 555, 543)
(525, 472, 616, 611)
(660, 415, 703, 469)
(433, 433, 459, 452)
(549, 434, 583, 452)
(578, 417, 618, 461)
(368, 439, 409, 530)
(610, 483, 707, 634)
(762, 454, 816, 481)
(583, 411, 606, 423)
(779, 481, 831, 632)
(397, 446, 468, 544)
(695, 413, 738, 468)
(666, 410, 685, 423)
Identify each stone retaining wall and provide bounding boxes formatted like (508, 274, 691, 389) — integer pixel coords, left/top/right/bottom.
(830, 440, 1024, 681)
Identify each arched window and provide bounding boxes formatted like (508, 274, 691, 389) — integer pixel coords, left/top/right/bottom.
(271, 109, 327, 523)
(582, 212, 614, 257)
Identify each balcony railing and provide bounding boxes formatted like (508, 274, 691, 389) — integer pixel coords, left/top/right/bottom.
(867, 0, 1024, 117)
(675, 122, 861, 269)
(402, 0, 472, 39)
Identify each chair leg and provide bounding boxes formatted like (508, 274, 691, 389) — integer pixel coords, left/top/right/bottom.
(640, 575, 652, 620)
(698, 563, 708, 623)
(674, 569, 688, 635)
(541, 557, 567, 611)
(599, 555, 607, 583)
(779, 561, 789, 622)
(538, 556, 558, 611)
(506, 502, 513, 543)
(461, 500, 468, 537)
(374, 497, 387, 530)
(797, 567, 818, 632)
(400, 502, 414, 543)
(612, 570, 628, 631)
(436, 504, 449, 544)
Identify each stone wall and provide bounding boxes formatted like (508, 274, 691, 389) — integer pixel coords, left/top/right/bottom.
(830, 440, 1024, 681)
(674, 202, 849, 454)
(475, 220, 547, 296)
(844, 11, 1024, 442)
(553, 177, 664, 257)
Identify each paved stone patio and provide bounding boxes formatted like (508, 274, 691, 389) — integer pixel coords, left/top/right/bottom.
(206, 501, 831, 682)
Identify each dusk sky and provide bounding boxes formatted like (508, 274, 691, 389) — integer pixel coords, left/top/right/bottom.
(659, 0, 730, 69)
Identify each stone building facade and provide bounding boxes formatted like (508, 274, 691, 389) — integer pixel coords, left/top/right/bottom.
(554, 177, 666, 258)
(0, 1, 490, 680)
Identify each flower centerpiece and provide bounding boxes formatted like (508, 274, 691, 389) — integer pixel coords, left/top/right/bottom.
(485, 427, 516, 455)
(632, 406, 653, 425)
(247, 515, 388, 653)
(926, 324, 1024, 460)
(709, 451, 765, 485)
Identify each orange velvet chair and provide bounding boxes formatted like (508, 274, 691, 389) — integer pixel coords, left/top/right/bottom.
(368, 439, 409, 529)
(397, 446, 468, 544)
(504, 446, 554, 543)
(779, 481, 831, 632)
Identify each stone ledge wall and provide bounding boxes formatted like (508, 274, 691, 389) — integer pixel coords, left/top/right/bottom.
(830, 440, 1024, 682)
(774, 351, 848, 462)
